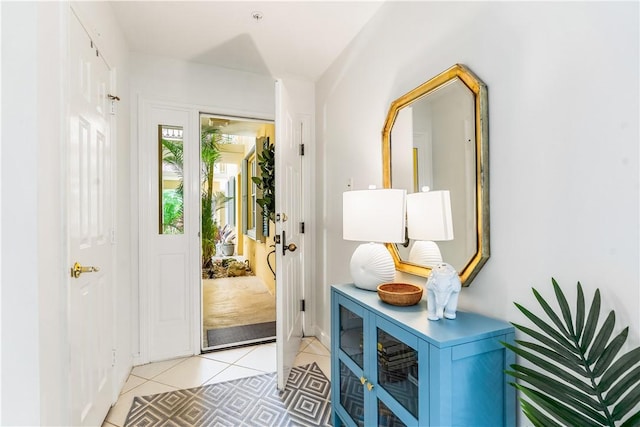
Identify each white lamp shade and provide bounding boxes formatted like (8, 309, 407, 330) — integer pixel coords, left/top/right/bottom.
(343, 188, 406, 243)
(407, 190, 454, 241)
(343, 188, 406, 291)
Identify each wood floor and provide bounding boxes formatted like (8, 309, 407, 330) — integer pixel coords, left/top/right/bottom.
(202, 276, 276, 348)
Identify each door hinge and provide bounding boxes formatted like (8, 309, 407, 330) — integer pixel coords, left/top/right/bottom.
(301, 299, 306, 312)
(299, 222, 305, 234)
(112, 349, 116, 367)
(299, 144, 305, 156)
(108, 94, 120, 116)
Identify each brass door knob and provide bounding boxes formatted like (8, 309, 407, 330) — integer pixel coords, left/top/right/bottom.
(285, 243, 297, 253)
(71, 262, 100, 278)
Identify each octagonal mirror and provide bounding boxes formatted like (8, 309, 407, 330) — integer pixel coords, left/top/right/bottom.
(382, 64, 489, 286)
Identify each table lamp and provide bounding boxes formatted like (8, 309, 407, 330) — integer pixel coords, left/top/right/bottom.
(407, 188, 454, 266)
(343, 187, 406, 291)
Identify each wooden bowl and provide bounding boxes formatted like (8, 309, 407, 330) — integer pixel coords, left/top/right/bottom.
(377, 283, 423, 306)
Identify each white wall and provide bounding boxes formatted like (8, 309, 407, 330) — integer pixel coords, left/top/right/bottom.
(1, 3, 41, 424)
(315, 0, 639, 398)
(1, 2, 131, 424)
(130, 53, 275, 116)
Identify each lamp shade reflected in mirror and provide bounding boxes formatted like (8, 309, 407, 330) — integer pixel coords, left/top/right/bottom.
(407, 190, 453, 267)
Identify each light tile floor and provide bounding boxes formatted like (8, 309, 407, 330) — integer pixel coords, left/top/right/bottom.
(102, 337, 331, 427)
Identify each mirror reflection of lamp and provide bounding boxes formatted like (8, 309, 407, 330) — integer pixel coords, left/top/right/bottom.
(343, 187, 407, 291)
(407, 187, 454, 267)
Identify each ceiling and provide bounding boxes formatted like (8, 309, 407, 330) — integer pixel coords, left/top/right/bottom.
(110, 1, 385, 82)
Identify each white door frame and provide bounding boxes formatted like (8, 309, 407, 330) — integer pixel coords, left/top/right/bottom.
(136, 98, 317, 363)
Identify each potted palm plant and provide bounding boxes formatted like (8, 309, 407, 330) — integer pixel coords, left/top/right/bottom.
(162, 126, 233, 269)
(503, 279, 640, 426)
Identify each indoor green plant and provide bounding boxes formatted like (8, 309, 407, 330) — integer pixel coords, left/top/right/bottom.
(252, 137, 275, 224)
(161, 137, 185, 234)
(503, 279, 640, 426)
(162, 126, 232, 267)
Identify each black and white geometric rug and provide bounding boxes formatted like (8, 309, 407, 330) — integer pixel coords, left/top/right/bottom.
(124, 362, 332, 427)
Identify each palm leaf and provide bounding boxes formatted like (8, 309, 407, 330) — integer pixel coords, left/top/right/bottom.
(601, 348, 640, 394)
(514, 302, 576, 352)
(520, 398, 563, 427)
(507, 366, 600, 406)
(509, 363, 594, 395)
(514, 340, 585, 376)
(612, 383, 640, 422)
(575, 282, 586, 341)
(588, 311, 616, 366)
(621, 410, 640, 427)
(512, 323, 584, 365)
(503, 279, 640, 426)
(593, 328, 628, 378)
(552, 278, 575, 337)
(604, 364, 640, 406)
(516, 383, 607, 426)
(512, 323, 584, 366)
(503, 342, 586, 387)
(533, 287, 572, 340)
(581, 288, 601, 352)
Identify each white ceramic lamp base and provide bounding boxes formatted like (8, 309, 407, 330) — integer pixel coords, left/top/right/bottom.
(350, 242, 396, 291)
(408, 240, 443, 267)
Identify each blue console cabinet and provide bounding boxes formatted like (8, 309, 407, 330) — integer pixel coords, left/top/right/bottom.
(331, 283, 516, 427)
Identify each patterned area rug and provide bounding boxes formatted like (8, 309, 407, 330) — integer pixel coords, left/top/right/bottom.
(124, 362, 332, 427)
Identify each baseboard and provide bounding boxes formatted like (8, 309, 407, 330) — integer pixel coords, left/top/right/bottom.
(306, 324, 331, 351)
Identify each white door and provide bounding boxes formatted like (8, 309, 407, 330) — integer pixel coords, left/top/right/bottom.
(141, 103, 195, 362)
(275, 79, 304, 390)
(68, 12, 115, 426)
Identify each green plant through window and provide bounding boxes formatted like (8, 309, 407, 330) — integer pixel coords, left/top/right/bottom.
(160, 125, 184, 234)
(159, 123, 233, 266)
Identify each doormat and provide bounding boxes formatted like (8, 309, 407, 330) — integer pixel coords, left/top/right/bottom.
(124, 362, 331, 427)
(207, 321, 276, 348)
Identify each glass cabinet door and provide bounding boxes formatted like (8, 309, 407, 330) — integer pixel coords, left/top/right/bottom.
(378, 400, 407, 427)
(339, 305, 364, 368)
(376, 325, 420, 420)
(337, 302, 366, 426)
(339, 360, 365, 426)
(334, 292, 423, 427)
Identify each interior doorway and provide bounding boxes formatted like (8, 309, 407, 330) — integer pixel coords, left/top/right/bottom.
(197, 113, 277, 351)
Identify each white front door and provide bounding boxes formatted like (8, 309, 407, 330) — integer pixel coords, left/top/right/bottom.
(275, 79, 305, 390)
(68, 12, 115, 425)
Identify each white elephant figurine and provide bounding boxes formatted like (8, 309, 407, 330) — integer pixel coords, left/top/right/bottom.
(426, 263, 461, 320)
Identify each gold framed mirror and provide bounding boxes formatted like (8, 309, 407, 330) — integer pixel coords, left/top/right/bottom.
(382, 64, 489, 286)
